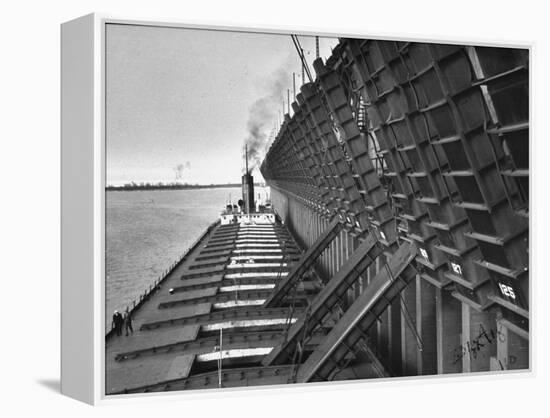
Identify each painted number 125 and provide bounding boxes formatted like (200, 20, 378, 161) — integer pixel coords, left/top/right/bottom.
(498, 283, 516, 300)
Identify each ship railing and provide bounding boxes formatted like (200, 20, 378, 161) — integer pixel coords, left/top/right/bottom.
(106, 219, 221, 340)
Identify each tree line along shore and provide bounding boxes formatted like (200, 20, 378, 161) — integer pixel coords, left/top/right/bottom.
(106, 182, 265, 191)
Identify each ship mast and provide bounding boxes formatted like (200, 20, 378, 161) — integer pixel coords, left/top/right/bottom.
(245, 144, 249, 175)
(245, 145, 249, 216)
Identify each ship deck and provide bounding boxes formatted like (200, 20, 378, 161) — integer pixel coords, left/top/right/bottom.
(106, 219, 307, 394)
(106, 214, 421, 394)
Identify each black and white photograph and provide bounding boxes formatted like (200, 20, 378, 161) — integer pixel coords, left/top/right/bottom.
(6, 0, 550, 415)
(103, 23, 531, 395)
(103, 21, 530, 395)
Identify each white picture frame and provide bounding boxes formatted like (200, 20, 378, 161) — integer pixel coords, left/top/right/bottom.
(61, 13, 533, 406)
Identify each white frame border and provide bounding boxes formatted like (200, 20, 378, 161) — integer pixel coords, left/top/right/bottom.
(61, 12, 534, 405)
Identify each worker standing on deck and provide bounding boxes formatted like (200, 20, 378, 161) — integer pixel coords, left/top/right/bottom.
(112, 310, 124, 336)
(124, 307, 134, 336)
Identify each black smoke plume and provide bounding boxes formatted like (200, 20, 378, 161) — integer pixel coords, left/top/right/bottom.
(244, 67, 292, 173)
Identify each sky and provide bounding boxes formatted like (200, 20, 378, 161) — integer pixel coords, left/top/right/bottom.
(106, 23, 337, 186)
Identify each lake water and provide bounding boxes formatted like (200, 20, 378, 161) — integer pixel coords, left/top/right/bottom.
(105, 187, 267, 332)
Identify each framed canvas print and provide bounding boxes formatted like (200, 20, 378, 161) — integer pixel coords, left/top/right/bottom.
(61, 13, 530, 405)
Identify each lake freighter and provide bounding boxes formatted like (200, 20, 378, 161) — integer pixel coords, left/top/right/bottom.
(105, 168, 311, 393)
(106, 37, 529, 394)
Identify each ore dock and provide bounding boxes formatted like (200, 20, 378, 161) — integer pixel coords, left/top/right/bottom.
(106, 38, 529, 394)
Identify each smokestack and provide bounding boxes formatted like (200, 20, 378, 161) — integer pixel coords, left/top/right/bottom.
(242, 145, 254, 214)
(241, 173, 254, 214)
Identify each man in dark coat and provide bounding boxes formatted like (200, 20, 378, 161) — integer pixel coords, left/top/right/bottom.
(112, 310, 124, 336)
(124, 308, 134, 336)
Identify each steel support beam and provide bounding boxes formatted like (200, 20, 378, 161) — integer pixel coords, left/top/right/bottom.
(264, 232, 383, 366)
(296, 241, 418, 383)
(263, 217, 343, 307)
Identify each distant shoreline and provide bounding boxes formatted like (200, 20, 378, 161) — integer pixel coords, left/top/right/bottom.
(106, 183, 265, 191)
